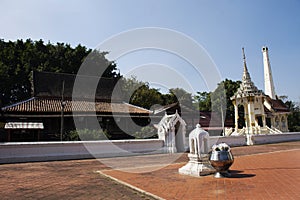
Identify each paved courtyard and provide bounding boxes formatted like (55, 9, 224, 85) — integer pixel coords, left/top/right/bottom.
(0, 141, 299, 199)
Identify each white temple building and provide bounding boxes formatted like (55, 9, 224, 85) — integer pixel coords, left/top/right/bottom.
(230, 47, 289, 135)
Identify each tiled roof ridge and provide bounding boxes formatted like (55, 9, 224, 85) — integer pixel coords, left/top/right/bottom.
(2, 97, 151, 114)
(1, 97, 36, 111)
(123, 102, 152, 113)
(268, 97, 289, 112)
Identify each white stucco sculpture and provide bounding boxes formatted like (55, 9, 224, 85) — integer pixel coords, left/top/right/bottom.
(157, 111, 186, 153)
(179, 124, 215, 176)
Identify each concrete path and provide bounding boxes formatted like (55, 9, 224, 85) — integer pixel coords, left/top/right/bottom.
(0, 141, 299, 199)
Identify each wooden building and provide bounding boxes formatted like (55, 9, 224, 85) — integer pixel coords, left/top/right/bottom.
(1, 71, 151, 142)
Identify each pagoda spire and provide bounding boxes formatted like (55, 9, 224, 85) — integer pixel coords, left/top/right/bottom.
(231, 47, 263, 99)
(242, 47, 251, 83)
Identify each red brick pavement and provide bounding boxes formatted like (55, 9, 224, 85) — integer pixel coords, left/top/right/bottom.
(0, 141, 299, 199)
(102, 143, 300, 200)
(0, 159, 156, 200)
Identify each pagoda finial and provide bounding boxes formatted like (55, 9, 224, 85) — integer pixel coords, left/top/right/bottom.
(242, 47, 251, 82)
(242, 47, 248, 72)
(231, 47, 264, 100)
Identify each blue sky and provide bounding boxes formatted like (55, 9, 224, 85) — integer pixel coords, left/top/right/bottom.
(1, 0, 299, 102)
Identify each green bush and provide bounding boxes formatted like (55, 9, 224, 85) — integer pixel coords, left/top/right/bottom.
(133, 126, 157, 139)
(64, 129, 110, 141)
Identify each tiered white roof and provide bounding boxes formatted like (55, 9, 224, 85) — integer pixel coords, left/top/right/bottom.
(231, 48, 264, 100)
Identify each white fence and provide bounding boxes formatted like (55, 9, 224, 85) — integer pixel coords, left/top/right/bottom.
(0, 139, 164, 164)
(208, 132, 300, 147)
(252, 132, 300, 144)
(209, 135, 246, 147)
(1, 132, 299, 164)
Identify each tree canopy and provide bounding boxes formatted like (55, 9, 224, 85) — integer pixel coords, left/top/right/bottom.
(193, 79, 241, 114)
(285, 100, 300, 132)
(120, 76, 179, 110)
(0, 39, 118, 106)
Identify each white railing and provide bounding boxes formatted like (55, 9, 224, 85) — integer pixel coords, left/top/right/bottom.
(266, 126, 282, 134)
(224, 127, 233, 136)
(271, 126, 283, 133)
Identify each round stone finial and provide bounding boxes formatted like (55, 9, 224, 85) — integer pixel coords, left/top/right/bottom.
(262, 46, 268, 52)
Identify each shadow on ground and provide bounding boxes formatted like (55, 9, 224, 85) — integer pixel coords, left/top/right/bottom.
(227, 170, 256, 178)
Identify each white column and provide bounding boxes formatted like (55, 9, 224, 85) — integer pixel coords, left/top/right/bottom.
(262, 114, 266, 127)
(170, 127, 177, 153)
(271, 117, 275, 128)
(248, 101, 255, 134)
(234, 101, 239, 132)
(285, 115, 289, 132)
(244, 104, 249, 133)
(262, 46, 276, 99)
(261, 97, 266, 127)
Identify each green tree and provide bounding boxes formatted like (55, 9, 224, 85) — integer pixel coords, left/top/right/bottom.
(193, 91, 211, 111)
(168, 88, 193, 108)
(120, 77, 188, 110)
(161, 92, 178, 105)
(64, 129, 110, 141)
(81, 50, 120, 78)
(133, 126, 157, 139)
(285, 100, 300, 132)
(0, 39, 118, 106)
(193, 79, 241, 127)
(211, 79, 241, 118)
(119, 76, 145, 102)
(130, 85, 164, 109)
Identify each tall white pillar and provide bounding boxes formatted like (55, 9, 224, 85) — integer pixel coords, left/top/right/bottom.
(244, 104, 249, 131)
(262, 114, 266, 127)
(262, 46, 276, 99)
(284, 115, 289, 132)
(233, 101, 239, 132)
(248, 100, 255, 134)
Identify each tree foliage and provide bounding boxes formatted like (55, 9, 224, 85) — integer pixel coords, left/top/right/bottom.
(168, 88, 193, 108)
(193, 91, 211, 111)
(285, 100, 300, 132)
(119, 76, 145, 102)
(120, 77, 191, 110)
(194, 79, 241, 117)
(133, 126, 157, 139)
(64, 129, 110, 141)
(212, 79, 241, 118)
(0, 39, 118, 106)
(130, 85, 165, 109)
(122, 76, 165, 110)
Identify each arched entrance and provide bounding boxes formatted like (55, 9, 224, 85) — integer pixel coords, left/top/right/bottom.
(256, 116, 263, 127)
(157, 111, 187, 153)
(238, 105, 246, 129)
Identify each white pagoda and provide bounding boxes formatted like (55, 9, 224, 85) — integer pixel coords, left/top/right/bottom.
(230, 47, 289, 135)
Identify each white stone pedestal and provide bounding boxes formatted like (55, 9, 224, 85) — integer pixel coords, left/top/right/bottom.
(178, 153, 215, 176)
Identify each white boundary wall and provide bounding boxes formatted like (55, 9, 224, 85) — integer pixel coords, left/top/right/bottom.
(208, 132, 300, 148)
(209, 135, 246, 147)
(0, 139, 164, 164)
(252, 132, 300, 144)
(0, 132, 299, 164)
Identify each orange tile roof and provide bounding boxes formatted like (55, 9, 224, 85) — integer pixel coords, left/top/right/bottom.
(266, 96, 290, 113)
(2, 97, 151, 115)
